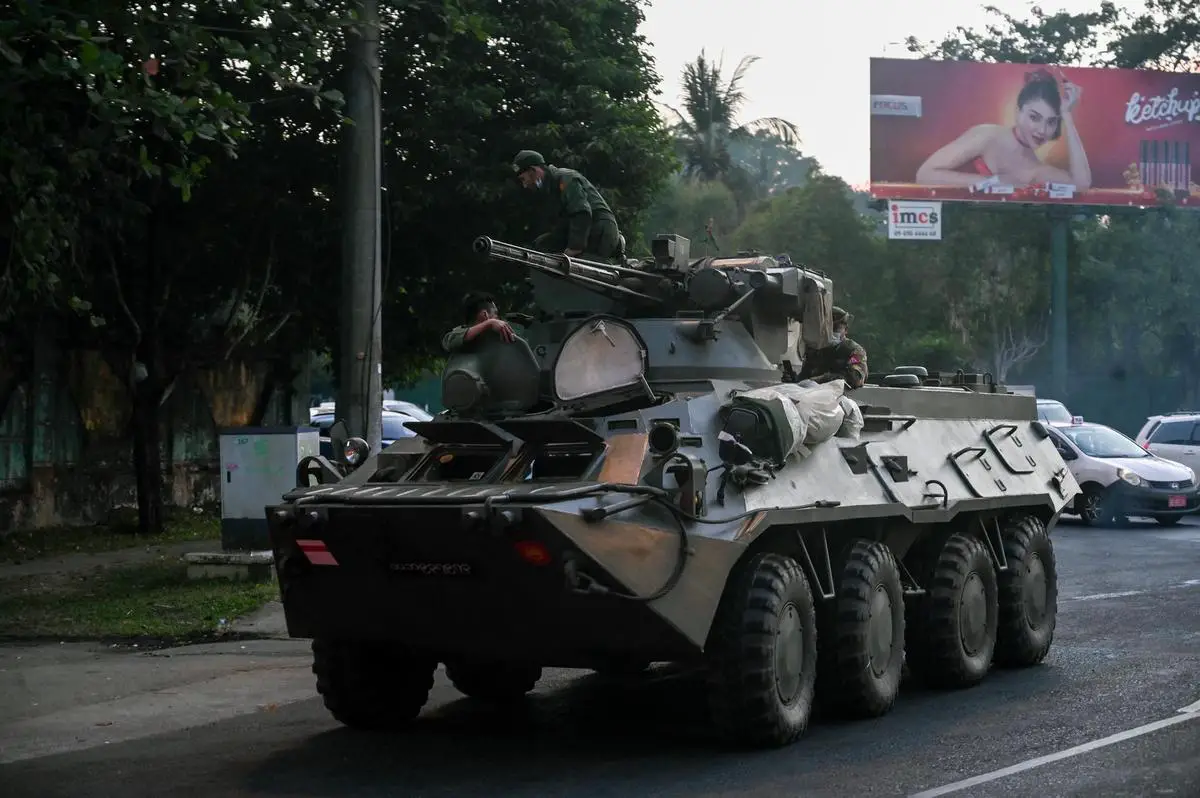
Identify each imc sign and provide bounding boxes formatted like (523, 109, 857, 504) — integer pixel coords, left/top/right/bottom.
(888, 200, 942, 240)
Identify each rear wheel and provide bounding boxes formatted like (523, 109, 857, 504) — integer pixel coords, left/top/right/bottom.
(995, 515, 1057, 667)
(705, 552, 818, 748)
(818, 539, 905, 718)
(312, 639, 436, 730)
(444, 660, 542, 702)
(906, 531, 998, 689)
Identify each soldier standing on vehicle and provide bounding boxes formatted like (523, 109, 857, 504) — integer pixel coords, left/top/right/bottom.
(442, 291, 516, 354)
(512, 149, 623, 261)
(796, 306, 869, 389)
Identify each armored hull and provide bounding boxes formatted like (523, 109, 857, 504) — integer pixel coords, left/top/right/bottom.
(268, 235, 1080, 747)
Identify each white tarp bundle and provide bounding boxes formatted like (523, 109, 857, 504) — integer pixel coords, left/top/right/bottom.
(732, 379, 864, 461)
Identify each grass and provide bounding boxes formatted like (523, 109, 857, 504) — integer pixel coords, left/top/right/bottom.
(0, 557, 279, 646)
(0, 507, 220, 564)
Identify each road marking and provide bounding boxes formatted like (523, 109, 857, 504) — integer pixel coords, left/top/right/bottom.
(1068, 580, 1200, 602)
(1070, 590, 1143, 601)
(908, 698, 1200, 797)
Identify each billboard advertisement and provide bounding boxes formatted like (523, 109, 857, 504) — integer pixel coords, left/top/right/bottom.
(869, 57, 1200, 207)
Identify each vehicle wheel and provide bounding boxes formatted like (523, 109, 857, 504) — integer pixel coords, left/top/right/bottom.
(906, 531, 998, 689)
(312, 639, 436, 730)
(705, 552, 818, 748)
(1077, 486, 1116, 526)
(1154, 515, 1183, 527)
(995, 514, 1058, 668)
(818, 539, 905, 719)
(444, 660, 542, 702)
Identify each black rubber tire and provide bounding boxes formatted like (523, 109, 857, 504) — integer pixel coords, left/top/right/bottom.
(819, 539, 906, 718)
(905, 531, 998, 689)
(995, 514, 1058, 668)
(1154, 515, 1183, 527)
(444, 661, 542, 702)
(1077, 486, 1116, 526)
(312, 639, 436, 730)
(705, 552, 818, 748)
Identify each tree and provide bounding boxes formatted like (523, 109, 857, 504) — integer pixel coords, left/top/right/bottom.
(662, 50, 800, 216)
(0, 0, 347, 534)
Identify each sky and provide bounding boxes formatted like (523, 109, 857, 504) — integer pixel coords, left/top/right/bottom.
(638, 0, 1137, 188)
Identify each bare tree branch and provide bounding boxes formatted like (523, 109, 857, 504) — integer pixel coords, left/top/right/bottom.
(991, 313, 1050, 381)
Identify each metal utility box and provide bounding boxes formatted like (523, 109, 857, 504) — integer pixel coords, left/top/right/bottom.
(218, 426, 319, 550)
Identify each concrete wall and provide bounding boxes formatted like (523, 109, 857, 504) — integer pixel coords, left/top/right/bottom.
(0, 336, 308, 535)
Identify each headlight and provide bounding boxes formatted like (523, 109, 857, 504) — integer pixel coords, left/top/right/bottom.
(1117, 467, 1143, 487)
(343, 436, 370, 467)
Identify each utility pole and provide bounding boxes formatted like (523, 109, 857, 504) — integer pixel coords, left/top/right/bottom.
(336, 0, 383, 452)
(1049, 210, 1069, 400)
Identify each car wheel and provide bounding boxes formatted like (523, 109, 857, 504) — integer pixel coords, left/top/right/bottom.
(1077, 487, 1114, 526)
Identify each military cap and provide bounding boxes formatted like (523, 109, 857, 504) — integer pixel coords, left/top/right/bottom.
(512, 150, 545, 172)
(832, 306, 854, 325)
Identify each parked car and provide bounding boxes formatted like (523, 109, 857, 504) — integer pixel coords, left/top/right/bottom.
(309, 410, 419, 459)
(1036, 398, 1073, 423)
(383, 399, 433, 421)
(1045, 419, 1199, 526)
(1135, 411, 1200, 475)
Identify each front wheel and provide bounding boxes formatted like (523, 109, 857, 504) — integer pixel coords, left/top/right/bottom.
(995, 514, 1058, 667)
(1077, 486, 1120, 526)
(705, 552, 818, 748)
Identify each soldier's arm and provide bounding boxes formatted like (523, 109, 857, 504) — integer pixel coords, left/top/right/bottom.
(561, 178, 592, 252)
(442, 325, 468, 353)
(844, 345, 868, 389)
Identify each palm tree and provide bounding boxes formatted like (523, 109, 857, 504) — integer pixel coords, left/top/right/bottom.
(664, 50, 801, 185)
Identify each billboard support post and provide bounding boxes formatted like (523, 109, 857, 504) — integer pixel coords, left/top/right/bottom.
(1050, 211, 1069, 400)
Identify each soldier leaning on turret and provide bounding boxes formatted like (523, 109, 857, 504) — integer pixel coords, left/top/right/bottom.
(511, 149, 623, 260)
(442, 291, 515, 354)
(796, 306, 869, 389)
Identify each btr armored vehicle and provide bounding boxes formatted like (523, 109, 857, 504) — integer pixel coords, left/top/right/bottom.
(269, 234, 1079, 748)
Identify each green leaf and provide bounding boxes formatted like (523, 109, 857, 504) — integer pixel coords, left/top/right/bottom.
(0, 38, 21, 65)
(79, 40, 101, 67)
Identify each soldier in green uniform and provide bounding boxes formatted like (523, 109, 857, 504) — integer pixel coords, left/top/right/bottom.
(512, 149, 623, 260)
(796, 306, 869, 390)
(442, 291, 516, 354)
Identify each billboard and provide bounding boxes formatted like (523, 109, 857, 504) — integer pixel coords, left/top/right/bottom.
(869, 57, 1200, 207)
(887, 200, 942, 240)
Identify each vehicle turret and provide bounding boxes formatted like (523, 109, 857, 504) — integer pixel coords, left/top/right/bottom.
(448, 235, 835, 418)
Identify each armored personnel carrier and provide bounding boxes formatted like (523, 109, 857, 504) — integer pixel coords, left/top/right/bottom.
(268, 234, 1080, 748)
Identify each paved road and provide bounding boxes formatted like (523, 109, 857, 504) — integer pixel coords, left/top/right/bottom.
(2, 516, 1198, 797)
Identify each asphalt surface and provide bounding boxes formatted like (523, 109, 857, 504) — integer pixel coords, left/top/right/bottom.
(2, 515, 1198, 797)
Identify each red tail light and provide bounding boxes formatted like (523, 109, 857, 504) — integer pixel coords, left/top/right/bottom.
(513, 540, 552, 566)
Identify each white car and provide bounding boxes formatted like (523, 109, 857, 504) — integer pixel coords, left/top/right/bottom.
(1135, 412, 1200, 474)
(1036, 399, 1072, 423)
(1045, 419, 1199, 526)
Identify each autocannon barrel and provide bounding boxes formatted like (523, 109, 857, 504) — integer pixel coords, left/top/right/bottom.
(472, 236, 623, 286)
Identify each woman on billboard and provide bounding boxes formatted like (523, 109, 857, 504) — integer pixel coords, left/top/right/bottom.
(914, 68, 1092, 191)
